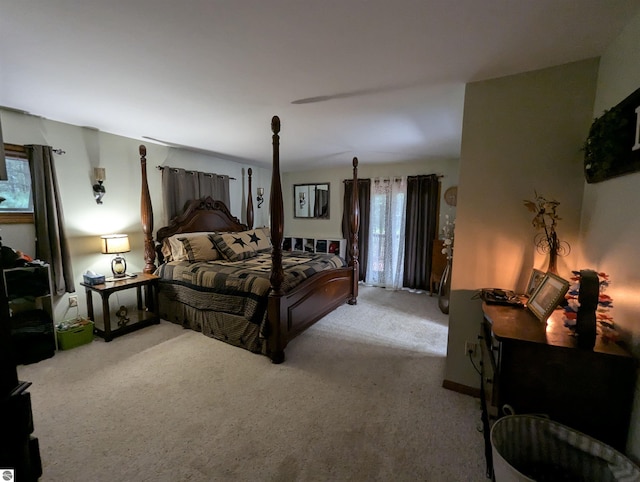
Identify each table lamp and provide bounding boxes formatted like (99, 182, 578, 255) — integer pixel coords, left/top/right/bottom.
(100, 234, 130, 279)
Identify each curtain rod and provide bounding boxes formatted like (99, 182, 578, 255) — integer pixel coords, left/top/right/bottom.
(343, 174, 444, 183)
(52, 148, 66, 155)
(156, 165, 236, 180)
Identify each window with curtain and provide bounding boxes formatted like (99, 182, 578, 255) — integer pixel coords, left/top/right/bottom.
(161, 166, 230, 223)
(365, 177, 407, 290)
(0, 144, 34, 224)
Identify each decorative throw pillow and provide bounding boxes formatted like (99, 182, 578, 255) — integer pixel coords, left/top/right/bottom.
(244, 228, 272, 252)
(166, 232, 220, 262)
(210, 232, 258, 261)
(160, 239, 173, 262)
(178, 234, 221, 262)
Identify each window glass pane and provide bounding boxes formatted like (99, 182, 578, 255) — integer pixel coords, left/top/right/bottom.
(0, 156, 33, 212)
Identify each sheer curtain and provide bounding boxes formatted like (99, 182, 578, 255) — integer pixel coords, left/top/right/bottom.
(365, 177, 407, 290)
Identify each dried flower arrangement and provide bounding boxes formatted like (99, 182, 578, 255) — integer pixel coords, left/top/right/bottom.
(441, 215, 455, 261)
(523, 191, 570, 273)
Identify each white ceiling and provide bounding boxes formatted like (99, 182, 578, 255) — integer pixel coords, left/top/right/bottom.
(2, 1, 639, 171)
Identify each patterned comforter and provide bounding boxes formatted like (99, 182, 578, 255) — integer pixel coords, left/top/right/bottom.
(156, 251, 346, 325)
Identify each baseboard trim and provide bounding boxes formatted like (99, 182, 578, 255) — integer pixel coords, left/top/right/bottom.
(442, 379, 481, 398)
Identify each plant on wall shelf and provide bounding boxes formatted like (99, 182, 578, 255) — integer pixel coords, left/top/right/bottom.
(583, 106, 629, 183)
(523, 191, 570, 274)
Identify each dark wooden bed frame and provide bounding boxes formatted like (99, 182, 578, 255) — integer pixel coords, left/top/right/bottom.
(139, 116, 360, 363)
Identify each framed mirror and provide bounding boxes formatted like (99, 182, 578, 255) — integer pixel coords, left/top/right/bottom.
(294, 183, 330, 219)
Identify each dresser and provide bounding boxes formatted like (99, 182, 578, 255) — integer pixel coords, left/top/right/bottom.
(479, 302, 636, 475)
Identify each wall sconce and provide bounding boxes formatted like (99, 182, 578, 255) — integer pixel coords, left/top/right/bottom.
(256, 187, 264, 209)
(93, 167, 106, 204)
(100, 234, 131, 279)
(299, 192, 306, 209)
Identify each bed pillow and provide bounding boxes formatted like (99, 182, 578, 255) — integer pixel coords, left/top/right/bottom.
(160, 238, 173, 262)
(244, 228, 272, 252)
(167, 232, 221, 262)
(210, 232, 258, 261)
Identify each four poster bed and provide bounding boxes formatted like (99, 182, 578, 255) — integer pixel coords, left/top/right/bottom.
(139, 116, 360, 363)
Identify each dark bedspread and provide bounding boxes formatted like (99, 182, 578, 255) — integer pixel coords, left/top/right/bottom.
(156, 251, 345, 325)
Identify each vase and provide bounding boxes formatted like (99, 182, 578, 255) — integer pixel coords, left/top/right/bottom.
(438, 260, 451, 314)
(547, 249, 558, 274)
(547, 232, 559, 274)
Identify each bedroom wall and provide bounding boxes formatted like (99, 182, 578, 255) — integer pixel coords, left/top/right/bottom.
(578, 10, 640, 460)
(443, 58, 599, 389)
(0, 109, 270, 323)
(282, 158, 460, 241)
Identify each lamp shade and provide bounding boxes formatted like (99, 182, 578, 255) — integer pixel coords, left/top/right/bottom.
(100, 234, 130, 254)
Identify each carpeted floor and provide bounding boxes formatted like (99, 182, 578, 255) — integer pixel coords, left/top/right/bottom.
(18, 286, 487, 481)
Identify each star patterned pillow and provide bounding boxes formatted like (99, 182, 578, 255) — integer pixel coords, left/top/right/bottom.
(210, 232, 258, 261)
(177, 233, 222, 262)
(244, 228, 272, 252)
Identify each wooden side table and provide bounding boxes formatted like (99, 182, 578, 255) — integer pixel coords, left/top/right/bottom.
(81, 273, 160, 342)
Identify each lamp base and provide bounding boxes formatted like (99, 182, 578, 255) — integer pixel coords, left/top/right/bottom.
(111, 255, 127, 278)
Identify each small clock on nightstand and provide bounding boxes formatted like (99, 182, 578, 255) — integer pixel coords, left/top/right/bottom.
(444, 186, 458, 206)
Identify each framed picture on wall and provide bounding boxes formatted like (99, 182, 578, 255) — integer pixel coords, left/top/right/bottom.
(526, 272, 570, 322)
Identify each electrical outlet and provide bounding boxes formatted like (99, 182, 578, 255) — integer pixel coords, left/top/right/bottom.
(68, 295, 78, 307)
(465, 341, 477, 357)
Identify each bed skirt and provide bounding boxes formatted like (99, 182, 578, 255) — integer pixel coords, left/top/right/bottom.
(158, 288, 267, 355)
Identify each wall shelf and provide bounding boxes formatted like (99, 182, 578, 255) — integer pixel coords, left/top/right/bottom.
(283, 236, 346, 259)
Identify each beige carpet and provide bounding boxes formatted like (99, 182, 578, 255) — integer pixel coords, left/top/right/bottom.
(18, 286, 486, 481)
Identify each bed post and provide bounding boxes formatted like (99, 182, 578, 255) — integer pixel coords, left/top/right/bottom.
(140, 145, 156, 274)
(268, 115, 285, 363)
(247, 168, 254, 229)
(348, 157, 359, 305)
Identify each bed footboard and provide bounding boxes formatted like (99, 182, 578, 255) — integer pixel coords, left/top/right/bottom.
(266, 267, 354, 363)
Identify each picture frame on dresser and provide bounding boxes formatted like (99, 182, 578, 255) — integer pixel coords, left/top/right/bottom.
(526, 272, 570, 322)
(525, 268, 546, 297)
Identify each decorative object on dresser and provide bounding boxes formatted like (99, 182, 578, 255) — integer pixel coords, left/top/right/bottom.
(524, 268, 545, 297)
(100, 234, 130, 279)
(523, 191, 570, 274)
(563, 270, 617, 343)
(139, 116, 360, 363)
(479, 302, 636, 478)
(525, 271, 569, 322)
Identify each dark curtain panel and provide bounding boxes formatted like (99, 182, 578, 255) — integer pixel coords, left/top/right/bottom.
(26, 145, 75, 294)
(314, 189, 329, 218)
(162, 167, 230, 222)
(342, 178, 371, 281)
(403, 175, 440, 290)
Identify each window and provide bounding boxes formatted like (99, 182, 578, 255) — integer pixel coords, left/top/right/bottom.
(0, 144, 34, 224)
(365, 177, 407, 289)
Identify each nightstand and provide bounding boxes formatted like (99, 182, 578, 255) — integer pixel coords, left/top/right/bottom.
(81, 273, 160, 341)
